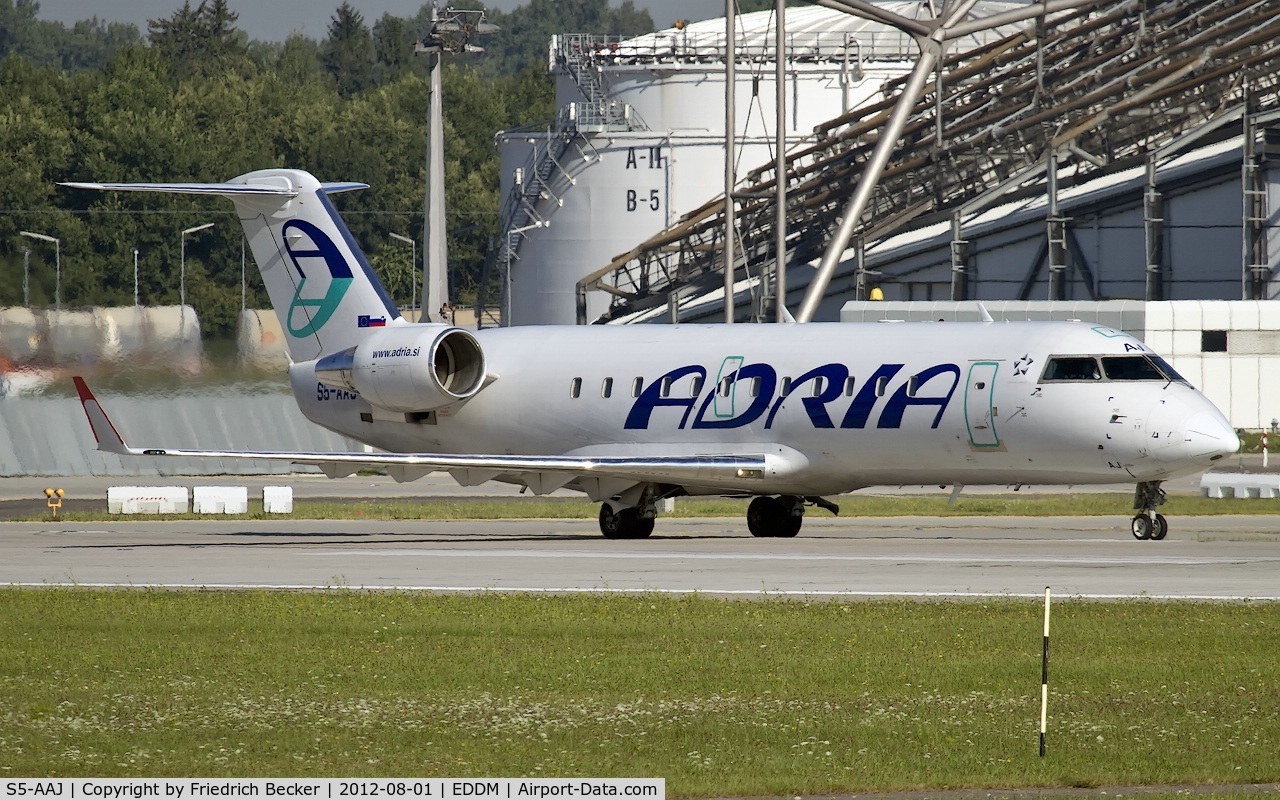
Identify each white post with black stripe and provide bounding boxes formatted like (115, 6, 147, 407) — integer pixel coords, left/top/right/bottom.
(1039, 586, 1051, 757)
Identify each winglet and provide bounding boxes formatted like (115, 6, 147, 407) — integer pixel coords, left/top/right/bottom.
(72, 377, 136, 455)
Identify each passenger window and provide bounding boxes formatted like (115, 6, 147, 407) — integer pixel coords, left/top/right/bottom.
(1042, 356, 1101, 381)
(570, 377, 582, 398)
(660, 376, 673, 397)
(906, 376, 918, 397)
(844, 376, 856, 397)
(750, 376, 761, 397)
(875, 375, 889, 396)
(1102, 357, 1164, 381)
(719, 377, 732, 397)
(632, 377, 643, 397)
(601, 377, 613, 398)
(690, 376, 704, 396)
(812, 377, 824, 397)
(781, 377, 792, 395)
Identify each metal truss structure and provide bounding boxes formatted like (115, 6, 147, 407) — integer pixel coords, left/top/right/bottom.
(576, 0, 1280, 324)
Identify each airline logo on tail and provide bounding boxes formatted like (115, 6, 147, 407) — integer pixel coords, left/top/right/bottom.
(283, 219, 353, 337)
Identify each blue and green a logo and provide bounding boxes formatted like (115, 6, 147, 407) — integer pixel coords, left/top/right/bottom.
(283, 219, 354, 337)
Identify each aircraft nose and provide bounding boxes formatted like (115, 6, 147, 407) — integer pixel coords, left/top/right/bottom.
(1183, 410, 1240, 462)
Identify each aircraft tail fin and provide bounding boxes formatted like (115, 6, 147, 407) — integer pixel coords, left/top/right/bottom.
(61, 169, 402, 363)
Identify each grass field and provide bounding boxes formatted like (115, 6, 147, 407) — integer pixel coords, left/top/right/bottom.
(1, 590, 1277, 797)
(29, 492, 1280, 522)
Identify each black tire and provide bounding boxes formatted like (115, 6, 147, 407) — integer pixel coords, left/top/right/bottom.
(747, 496, 783, 537)
(598, 504, 654, 539)
(1151, 513, 1168, 541)
(599, 504, 626, 539)
(778, 514, 803, 538)
(1130, 514, 1153, 540)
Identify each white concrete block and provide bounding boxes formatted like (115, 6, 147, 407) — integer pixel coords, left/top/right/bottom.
(1170, 329, 1200, 357)
(1200, 357, 1232, 421)
(1231, 301, 1261, 331)
(1261, 365, 1280, 430)
(1168, 355, 1203, 390)
(1201, 301, 1231, 331)
(1144, 301, 1173, 333)
(263, 485, 294, 514)
(1169, 300, 1201, 332)
(1259, 301, 1280, 331)
(1201, 473, 1280, 499)
(1229, 357, 1260, 430)
(193, 486, 249, 514)
(108, 486, 189, 515)
(1144, 330, 1173, 355)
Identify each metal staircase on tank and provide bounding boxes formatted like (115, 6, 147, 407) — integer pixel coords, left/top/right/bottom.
(476, 34, 647, 326)
(576, 0, 1280, 324)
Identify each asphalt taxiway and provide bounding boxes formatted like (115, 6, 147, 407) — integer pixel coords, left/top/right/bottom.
(3, 514, 1278, 599)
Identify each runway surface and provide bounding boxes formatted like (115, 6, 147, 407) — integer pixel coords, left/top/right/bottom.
(3, 514, 1278, 599)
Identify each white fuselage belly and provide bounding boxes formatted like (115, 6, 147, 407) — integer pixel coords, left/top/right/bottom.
(291, 321, 1234, 495)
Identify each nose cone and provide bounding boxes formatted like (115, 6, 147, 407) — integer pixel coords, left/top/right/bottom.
(1183, 410, 1240, 462)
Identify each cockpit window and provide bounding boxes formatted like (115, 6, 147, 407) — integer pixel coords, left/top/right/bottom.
(1149, 355, 1189, 384)
(1041, 354, 1191, 384)
(1101, 356, 1164, 381)
(1041, 357, 1100, 381)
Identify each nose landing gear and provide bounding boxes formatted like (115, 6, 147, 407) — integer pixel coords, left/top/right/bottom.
(1131, 481, 1169, 541)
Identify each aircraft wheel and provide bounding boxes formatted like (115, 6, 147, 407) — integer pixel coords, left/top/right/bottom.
(747, 496, 783, 537)
(630, 515, 655, 539)
(778, 514, 803, 538)
(1151, 513, 1169, 541)
(598, 504, 654, 539)
(599, 504, 627, 539)
(1130, 514, 1153, 541)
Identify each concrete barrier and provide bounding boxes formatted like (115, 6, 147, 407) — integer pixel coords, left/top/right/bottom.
(108, 486, 189, 514)
(263, 485, 294, 514)
(1200, 473, 1280, 499)
(193, 486, 249, 514)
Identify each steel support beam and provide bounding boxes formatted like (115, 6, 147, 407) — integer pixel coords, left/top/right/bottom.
(1144, 157, 1165, 301)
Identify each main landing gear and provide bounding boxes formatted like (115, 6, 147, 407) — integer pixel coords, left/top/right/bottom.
(746, 495, 839, 538)
(598, 503, 655, 539)
(1130, 480, 1169, 541)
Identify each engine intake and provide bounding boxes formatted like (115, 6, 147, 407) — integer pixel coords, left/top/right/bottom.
(315, 325, 486, 412)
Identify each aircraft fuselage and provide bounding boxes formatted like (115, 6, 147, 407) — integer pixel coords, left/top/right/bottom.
(291, 320, 1235, 496)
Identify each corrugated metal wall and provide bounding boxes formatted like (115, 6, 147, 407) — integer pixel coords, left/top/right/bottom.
(0, 392, 354, 477)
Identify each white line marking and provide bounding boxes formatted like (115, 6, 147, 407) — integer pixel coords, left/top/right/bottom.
(4, 582, 1280, 600)
(301, 549, 1280, 566)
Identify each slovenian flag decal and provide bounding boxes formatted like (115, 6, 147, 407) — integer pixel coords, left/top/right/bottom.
(358, 315, 387, 328)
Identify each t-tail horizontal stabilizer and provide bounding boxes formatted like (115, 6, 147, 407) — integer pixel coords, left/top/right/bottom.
(72, 378, 797, 490)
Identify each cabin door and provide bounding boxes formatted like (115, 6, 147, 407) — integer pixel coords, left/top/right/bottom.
(965, 361, 1000, 448)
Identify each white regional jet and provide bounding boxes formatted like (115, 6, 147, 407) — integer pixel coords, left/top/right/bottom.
(66, 169, 1239, 540)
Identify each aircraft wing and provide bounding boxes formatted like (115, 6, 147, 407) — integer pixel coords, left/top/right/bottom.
(74, 378, 779, 496)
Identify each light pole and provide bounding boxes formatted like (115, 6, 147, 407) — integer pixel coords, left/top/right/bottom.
(504, 222, 544, 326)
(20, 231, 60, 311)
(390, 232, 417, 318)
(132, 248, 140, 306)
(180, 222, 214, 306)
(21, 247, 29, 307)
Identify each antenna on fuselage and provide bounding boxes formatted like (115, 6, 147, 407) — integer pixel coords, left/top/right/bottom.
(977, 302, 994, 323)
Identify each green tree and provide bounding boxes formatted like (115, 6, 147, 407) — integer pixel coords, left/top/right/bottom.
(372, 13, 414, 84)
(323, 2, 373, 96)
(147, 0, 250, 79)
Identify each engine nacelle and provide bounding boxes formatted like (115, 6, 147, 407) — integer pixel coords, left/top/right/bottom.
(314, 324, 486, 412)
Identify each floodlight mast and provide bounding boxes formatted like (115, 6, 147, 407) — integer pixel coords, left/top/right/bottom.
(415, 4, 498, 323)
